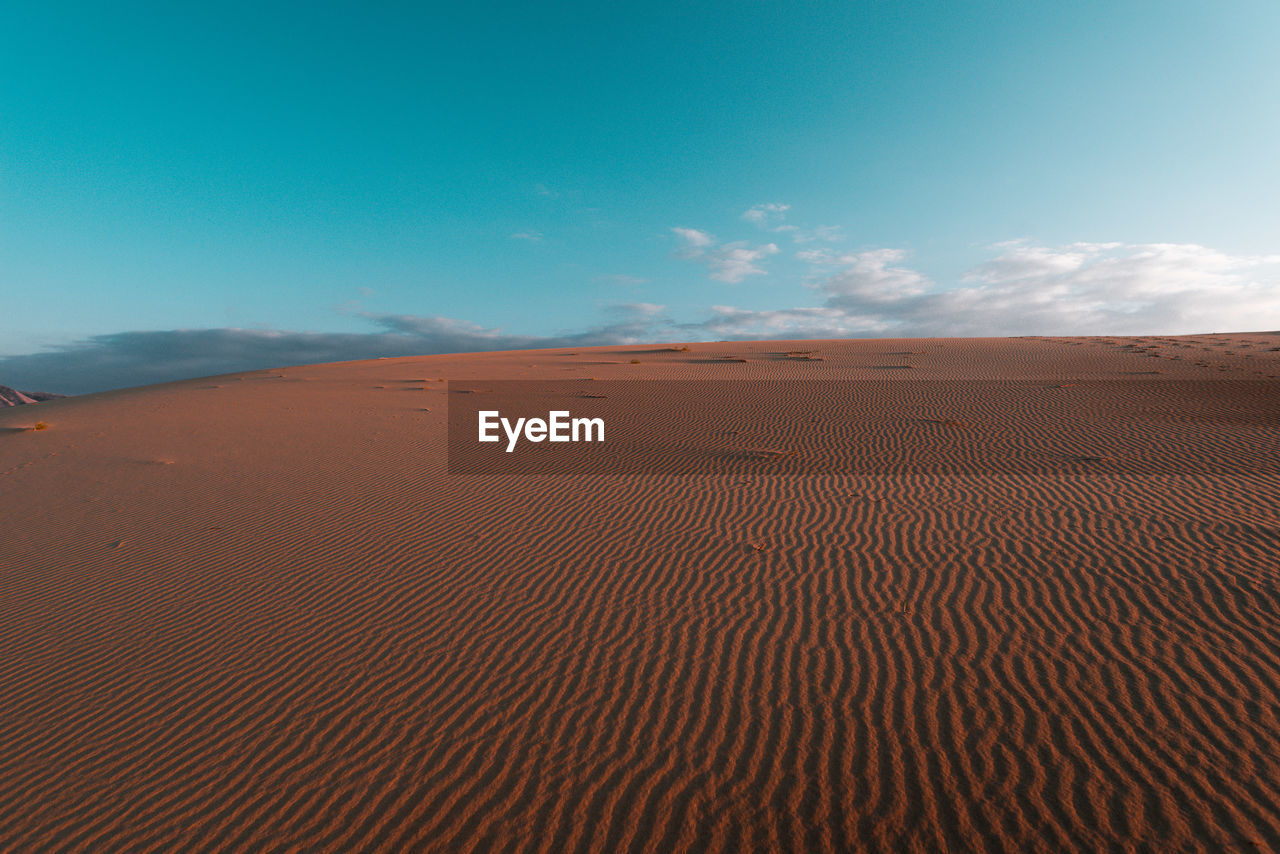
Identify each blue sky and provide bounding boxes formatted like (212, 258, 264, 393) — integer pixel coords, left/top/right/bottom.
(3, 1, 1279, 392)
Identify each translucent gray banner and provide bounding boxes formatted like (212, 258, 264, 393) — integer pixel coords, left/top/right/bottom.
(446, 379, 1279, 476)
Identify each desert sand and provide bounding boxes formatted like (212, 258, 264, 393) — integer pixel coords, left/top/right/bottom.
(2, 333, 1278, 852)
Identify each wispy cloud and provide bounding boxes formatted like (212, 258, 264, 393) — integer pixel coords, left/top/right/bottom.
(597, 274, 649, 286)
(510, 231, 543, 242)
(671, 227, 714, 249)
(672, 227, 779, 283)
(787, 224, 844, 244)
(693, 305, 887, 339)
(607, 302, 668, 323)
(741, 203, 790, 227)
(683, 248, 928, 339)
(742, 203, 842, 243)
(814, 249, 932, 307)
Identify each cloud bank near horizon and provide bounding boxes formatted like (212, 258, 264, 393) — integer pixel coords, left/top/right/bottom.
(702, 241, 1280, 339)
(0, 306, 668, 395)
(4, 241, 1278, 395)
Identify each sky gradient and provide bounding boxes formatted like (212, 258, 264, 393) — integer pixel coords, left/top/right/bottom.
(3, 1, 1279, 393)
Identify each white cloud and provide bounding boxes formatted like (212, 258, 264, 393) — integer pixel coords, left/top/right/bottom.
(815, 249, 932, 306)
(789, 224, 844, 244)
(935, 241, 1280, 335)
(742, 203, 790, 226)
(742, 203, 842, 243)
(964, 241, 1101, 283)
(706, 242, 780, 283)
(511, 231, 543, 242)
(672, 227, 779, 283)
(695, 305, 889, 339)
(672, 227, 714, 250)
(758, 240, 1280, 338)
(609, 302, 667, 320)
(795, 248, 844, 266)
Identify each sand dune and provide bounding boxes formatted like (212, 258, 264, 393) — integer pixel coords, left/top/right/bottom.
(2, 333, 1279, 851)
(0, 385, 57, 407)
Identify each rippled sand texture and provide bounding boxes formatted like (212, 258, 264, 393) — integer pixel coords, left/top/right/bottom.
(2, 333, 1279, 852)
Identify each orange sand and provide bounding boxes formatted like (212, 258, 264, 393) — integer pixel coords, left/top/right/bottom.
(2, 333, 1279, 851)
